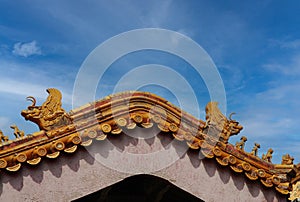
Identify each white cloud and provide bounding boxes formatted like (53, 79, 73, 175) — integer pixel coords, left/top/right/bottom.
(269, 38, 300, 49)
(256, 83, 300, 104)
(0, 78, 72, 105)
(228, 79, 300, 163)
(0, 59, 74, 107)
(263, 54, 300, 76)
(240, 81, 300, 135)
(12, 40, 42, 57)
(141, 0, 172, 27)
(280, 39, 300, 49)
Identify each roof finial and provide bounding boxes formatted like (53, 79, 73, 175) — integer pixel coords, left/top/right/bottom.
(10, 125, 25, 138)
(281, 154, 294, 165)
(21, 88, 72, 131)
(250, 143, 260, 156)
(204, 102, 243, 143)
(262, 148, 273, 163)
(235, 136, 247, 150)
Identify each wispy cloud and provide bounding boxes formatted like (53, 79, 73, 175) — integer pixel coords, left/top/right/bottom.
(256, 82, 300, 105)
(263, 53, 300, 76)
(0, 59, 74, 106)
(12, 40, 42, 57)
(269, 38, 300, 49)
(0, 78, 72, 104)
(229, 80, 300, 163)
(140, 0, 173, 27)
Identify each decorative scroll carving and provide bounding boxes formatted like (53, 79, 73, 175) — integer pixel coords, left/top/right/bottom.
(205, 102, 243, 143)
(10, 125, 24, 138)
(281, 154, 294, 165)
(21, 88, 72, 131)
(262, 148, 273, 163)
(250, 143, 260, 156)
(235, 136, 247, 150)
(289, 181, 300, 201)
(0, 130, 9, 143)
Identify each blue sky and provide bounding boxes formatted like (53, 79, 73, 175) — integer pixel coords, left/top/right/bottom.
(0, 1, 300, 163)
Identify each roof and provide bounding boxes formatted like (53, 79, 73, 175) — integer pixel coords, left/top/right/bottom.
(0, 88, 299, 199)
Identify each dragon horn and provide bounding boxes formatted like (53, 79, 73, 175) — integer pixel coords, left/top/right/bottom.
(229, 112, 236, 120)
(26, 96, 36, 107)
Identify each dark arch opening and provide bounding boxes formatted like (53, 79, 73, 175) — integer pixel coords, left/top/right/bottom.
(72, 174, 204, 202)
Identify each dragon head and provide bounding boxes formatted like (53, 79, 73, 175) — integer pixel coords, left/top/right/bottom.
(205, 102, 243, 143)
(21, 88, 71, 131)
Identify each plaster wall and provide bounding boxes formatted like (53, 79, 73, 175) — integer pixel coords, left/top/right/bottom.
(0, 128, 287, 202)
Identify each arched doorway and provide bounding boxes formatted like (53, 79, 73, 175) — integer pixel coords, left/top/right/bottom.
(73, 174, 204, 202)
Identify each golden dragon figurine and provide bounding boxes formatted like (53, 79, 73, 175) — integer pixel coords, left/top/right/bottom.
(21, 88, 72, 131)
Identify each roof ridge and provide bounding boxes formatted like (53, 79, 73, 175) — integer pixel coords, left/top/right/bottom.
(0, 88, 299, 197)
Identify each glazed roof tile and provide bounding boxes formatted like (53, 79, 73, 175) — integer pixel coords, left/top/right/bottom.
(0, 88, 299, 199)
